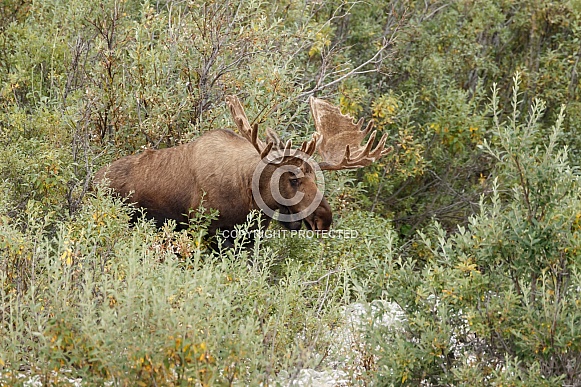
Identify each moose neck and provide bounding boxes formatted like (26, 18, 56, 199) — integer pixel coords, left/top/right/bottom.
(253, 161, 283, 213)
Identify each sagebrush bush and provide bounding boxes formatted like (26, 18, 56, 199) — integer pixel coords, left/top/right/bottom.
(0, 192, 360, 385)
(370, 75, 581, 386)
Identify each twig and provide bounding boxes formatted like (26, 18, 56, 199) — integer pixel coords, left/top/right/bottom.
(300, 268, 341, 286)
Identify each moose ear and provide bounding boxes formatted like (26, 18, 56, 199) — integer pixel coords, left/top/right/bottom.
(265, 128, 282, 147)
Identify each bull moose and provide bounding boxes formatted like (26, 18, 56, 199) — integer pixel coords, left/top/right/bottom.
(94, 96, 391, 246)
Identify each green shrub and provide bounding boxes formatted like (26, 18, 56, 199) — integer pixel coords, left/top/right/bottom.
(0, 192, 356, 385)
(369, 75, 581, 386)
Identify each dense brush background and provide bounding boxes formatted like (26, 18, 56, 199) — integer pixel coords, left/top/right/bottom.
(1, 0, 580, 385)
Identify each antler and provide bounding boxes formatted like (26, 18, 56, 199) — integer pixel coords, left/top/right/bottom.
(226, 95, 272, 158)
(226, 95, 319, 159)
(309, 97, 392, 171)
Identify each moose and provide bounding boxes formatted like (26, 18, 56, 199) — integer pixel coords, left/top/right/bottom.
(94, 96, 391, 246)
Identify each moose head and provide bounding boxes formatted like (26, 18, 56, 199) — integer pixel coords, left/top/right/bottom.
(94, 95, 392, 247)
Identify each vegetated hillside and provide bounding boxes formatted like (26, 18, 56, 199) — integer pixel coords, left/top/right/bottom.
(0, 0, 580, 385)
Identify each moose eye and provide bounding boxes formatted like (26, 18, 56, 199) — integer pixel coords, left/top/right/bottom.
(290, 178, 299, 187)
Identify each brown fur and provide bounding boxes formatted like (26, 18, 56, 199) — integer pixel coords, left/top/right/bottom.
(94, 129, 332, 242)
